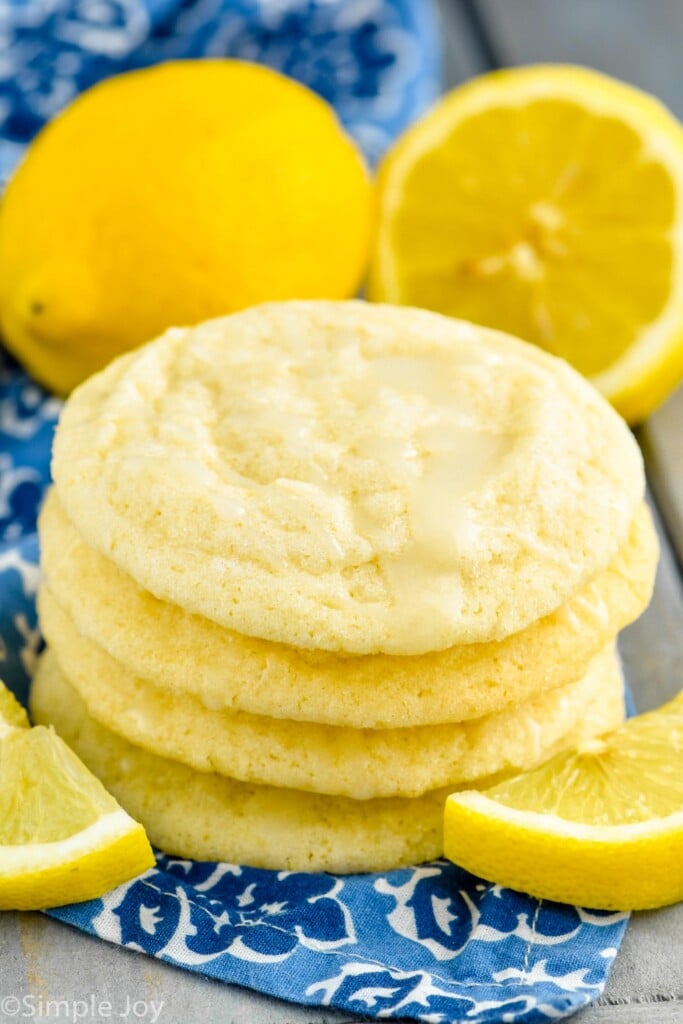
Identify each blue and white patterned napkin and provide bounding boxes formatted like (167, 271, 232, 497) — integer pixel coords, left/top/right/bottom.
(0, 3, 628, 1019)
(0, 0, 442, 182)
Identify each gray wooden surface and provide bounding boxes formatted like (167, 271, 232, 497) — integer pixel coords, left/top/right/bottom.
(2, 2, 683, 1022)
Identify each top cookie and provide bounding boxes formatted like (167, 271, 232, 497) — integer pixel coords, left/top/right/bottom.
(52, 301, 644, 654)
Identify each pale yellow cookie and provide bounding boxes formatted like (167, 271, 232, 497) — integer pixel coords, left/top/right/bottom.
(40, 491, 656, 727)
(30, 650, 625, 873)
(52, 301, 644, 654)
(39, 588, 619, 799)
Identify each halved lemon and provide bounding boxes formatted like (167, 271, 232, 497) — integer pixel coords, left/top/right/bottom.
(444, 691, 683, 910)
(370, 65, 683, 423)
(0, 679, 154, 910)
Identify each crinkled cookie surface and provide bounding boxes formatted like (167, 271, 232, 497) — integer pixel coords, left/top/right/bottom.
(52, 301, 645, 653)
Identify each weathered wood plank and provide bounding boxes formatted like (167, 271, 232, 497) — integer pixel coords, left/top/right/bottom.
(476, 0, 683, 119)
(619, 492, 683, 712)
(641, 388, 683, 567)
(437, 0, 492, 87)
(577, 1005, 683, 1024)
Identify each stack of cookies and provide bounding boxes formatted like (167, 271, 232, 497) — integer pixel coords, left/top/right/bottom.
(32, 302, 657, 873)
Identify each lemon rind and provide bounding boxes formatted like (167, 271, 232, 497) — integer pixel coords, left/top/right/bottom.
(444, 791, 683, 909)
(0, 810, 148, 874)
(446, 789, 683, 842)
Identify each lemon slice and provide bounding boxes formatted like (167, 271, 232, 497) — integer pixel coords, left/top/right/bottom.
(444, 691, 683, 910)
(0, 679, 154, 910)
(370, 65, 683, 423)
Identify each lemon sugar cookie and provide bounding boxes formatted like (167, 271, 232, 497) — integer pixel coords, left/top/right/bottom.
(52, 301, 644, 655)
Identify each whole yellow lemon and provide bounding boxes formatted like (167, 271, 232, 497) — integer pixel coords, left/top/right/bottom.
(0, 60, 373, 393)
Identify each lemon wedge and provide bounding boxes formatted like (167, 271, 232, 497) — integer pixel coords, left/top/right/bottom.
(0, 684, 30, 730)
(444, 691, 683, 910)
(0, 679, 154, 910)
(370, 65, 683, 423)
